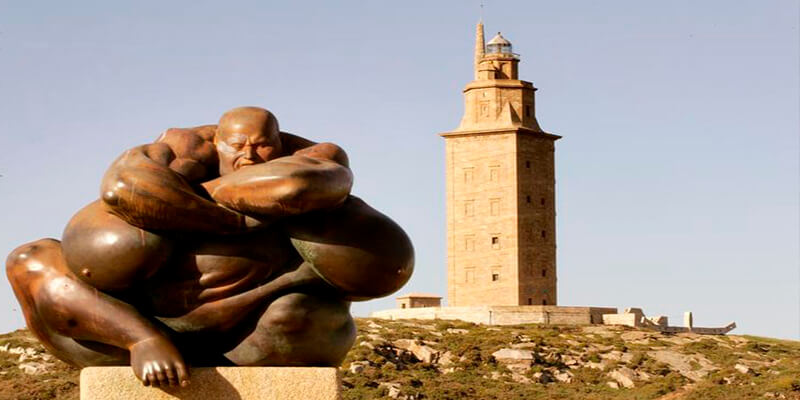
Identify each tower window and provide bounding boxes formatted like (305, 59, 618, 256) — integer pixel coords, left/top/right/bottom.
(527, 298, 532, 305)
(526, 195, 531, 203)
(465, 268, 475, 283)
(540, 198, 545, 206)
(490, 198, 501, 216)
(464, 200, 475, 216)
(463, 167, 474, 183)
(541, 230, 547, 239)
(525, 105, 531, 117)
(525, 161, 530, 169)
(541, 268, 547, 277)
(542, 299, 548, 306)
(492, 273, 500, 281)
(464, 235, 475, 251)
(489, 165, 500, 181)
(491, 236, 500, 249)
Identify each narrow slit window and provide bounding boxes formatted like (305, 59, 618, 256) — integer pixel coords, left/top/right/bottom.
(492, 273, 500, 282)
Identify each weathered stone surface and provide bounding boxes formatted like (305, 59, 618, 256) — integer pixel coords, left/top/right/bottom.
(734, 363, 753, 375)
(80, 367, 341, 400)
(608, 367, 637, 388)
(553, 370, 573, 383)
(492, 348, 534, 361)
(393, 339, 439, 363)
(647, 350, 716, 381)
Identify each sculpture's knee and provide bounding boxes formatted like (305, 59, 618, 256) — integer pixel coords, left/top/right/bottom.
(61, 201, 173, 291)
(261, 293, 314, 334)
(262, 293, 352, 335)
(6, 239, 62, 285)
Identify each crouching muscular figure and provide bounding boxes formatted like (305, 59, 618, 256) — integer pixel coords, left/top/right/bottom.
(6, 107, 413, 387)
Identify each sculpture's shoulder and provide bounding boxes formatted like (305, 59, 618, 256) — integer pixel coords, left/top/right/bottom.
(280, 131, 349, 167)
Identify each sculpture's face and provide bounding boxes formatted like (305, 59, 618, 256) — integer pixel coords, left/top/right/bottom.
(216, 107, 282, 176)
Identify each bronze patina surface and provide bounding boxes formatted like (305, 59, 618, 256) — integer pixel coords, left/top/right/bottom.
(6, 106, 414, 387)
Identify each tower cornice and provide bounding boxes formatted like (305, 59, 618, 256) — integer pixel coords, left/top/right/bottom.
(439, 126, 561, 140)
(463, 79, 535, 93)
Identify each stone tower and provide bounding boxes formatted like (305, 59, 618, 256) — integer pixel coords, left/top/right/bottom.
(441, 22, 561, 307)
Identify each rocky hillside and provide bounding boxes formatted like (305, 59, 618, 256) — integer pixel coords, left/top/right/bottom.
(1, 319, 799, 399)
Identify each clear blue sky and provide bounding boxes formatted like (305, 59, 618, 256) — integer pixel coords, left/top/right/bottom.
(0, 1, 797, 339)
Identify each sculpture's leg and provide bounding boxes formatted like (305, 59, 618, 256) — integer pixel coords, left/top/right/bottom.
(224, 291, 355, 366)
(284, 195, 415, 301)
(5, 239, 189, 387)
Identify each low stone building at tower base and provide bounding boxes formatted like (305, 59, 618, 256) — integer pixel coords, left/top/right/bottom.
(370, 305, 617, 326)
(370, 305, 737, 335)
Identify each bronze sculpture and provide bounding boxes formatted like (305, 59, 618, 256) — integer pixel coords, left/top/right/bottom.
(6, 106, 414, 387)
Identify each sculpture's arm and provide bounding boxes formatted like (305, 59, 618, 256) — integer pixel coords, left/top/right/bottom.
(201, 154, 353, 217)
(100, 138, 255, 233)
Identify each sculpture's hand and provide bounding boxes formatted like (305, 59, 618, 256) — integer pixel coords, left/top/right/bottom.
(130, 336, 190, 387)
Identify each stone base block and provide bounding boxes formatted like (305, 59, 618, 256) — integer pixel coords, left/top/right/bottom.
(80, 366, 341, 400)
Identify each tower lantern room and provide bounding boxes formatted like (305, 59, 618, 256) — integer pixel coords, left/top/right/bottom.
(477, 31, 520, 81)
(486, 32, 515, 55)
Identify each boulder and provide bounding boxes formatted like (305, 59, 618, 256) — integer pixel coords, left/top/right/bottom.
(393, 339, 439, 364)
(608, 367, 637, 388)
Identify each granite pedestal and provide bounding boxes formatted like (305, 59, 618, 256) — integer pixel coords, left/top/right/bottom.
(80, 367, 341, 400)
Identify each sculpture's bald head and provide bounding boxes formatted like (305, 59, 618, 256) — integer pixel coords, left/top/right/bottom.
(215, 107, 282, 175)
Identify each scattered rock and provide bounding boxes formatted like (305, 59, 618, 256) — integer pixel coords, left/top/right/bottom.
(446, 328, 468, 335)
(582, 326, 617, 338)
(492, 348, 535, 362)
(608, 367, 637, 388)
(553, 370, 573, 383)
(647, 350, 716, 381)
(437, 351, 455, 366)
(379, 382, 401, 399)
(511, 373, 531, 383)
(734, 363, 753, 375)
(491, 348, 534, 373)
(620, 331, 652, 341)
(18, 362, 49, 375)
(366, 334, 385, 342)
(661, 336, 693, 345)
(393, 339, 439, 363)
(607, 381, 620, 389)
(349, 361, 369, 374)
(359, 341, 375, 349)
(586, 361, 609, 370)
(601, 350, 633, 363)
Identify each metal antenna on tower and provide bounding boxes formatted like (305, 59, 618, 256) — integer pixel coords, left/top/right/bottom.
(479, 1, 484, 22)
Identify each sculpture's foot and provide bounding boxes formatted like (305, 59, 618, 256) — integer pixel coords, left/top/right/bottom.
(129, 336, 189, 387)
(224, 292, 355, 366)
